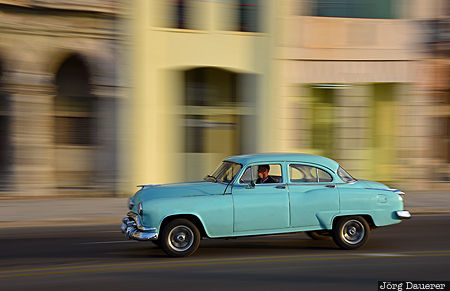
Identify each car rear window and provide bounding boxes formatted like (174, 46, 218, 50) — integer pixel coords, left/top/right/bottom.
(337, 167, 356, 183)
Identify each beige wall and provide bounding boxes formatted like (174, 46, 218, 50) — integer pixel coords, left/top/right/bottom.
(275, 0, 434, 189)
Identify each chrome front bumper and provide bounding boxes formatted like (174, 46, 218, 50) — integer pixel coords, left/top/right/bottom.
(396, 210, 412, 219)
(121, 212, 158, 241)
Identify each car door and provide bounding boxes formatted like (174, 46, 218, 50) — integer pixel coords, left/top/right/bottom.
(231, 163, 290, 233)
(288, 163, 339, 228)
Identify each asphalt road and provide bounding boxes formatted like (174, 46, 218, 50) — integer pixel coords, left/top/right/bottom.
(1, 215, 449, 291)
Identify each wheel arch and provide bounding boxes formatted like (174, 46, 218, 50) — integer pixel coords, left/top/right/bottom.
(332, 214, 376, 230)
(160, 214, 209, 238)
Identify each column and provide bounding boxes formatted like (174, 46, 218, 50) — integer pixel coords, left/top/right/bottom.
(92, 84, 118, 194)
(5, 69, 56, 196)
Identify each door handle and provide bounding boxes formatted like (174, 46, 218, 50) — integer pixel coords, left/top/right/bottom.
(326, 184, 336, 188)
(276, 185, 286, 189)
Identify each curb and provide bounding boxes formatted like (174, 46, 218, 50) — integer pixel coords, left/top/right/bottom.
(0, 216, 123, 229)
(1, 210, 449, 229)
(409, 209, 450, 215)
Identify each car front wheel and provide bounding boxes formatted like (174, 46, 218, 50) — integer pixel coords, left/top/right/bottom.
(160, 219, 201, 257)
(332, 216, 370, 249)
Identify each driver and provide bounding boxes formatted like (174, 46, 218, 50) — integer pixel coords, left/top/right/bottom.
(256, 165, 276, 184)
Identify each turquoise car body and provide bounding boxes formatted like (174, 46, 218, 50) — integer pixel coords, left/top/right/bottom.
(125, 153, 408, 240)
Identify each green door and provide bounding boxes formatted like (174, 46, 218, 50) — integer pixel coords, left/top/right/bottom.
(311, 86, 336, 158)
(371, 83, 396, 183)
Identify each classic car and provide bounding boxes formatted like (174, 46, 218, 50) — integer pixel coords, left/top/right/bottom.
(121, 153, 411, 257)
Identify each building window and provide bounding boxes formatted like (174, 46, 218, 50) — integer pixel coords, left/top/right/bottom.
(237, 0, 260, 32)
(175, 0, 188, 29)
(312, 0, 395, 19)
(165, 0, 193, 29)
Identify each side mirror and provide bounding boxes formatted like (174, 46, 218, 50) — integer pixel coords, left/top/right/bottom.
(246, 181, 255, 189)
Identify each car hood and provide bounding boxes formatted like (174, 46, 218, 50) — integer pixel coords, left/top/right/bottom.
(133, 181, 228, 202)
(357, 179, 390, 190)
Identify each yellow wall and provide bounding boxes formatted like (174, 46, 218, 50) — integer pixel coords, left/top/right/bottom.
(122, 0, 277, 192)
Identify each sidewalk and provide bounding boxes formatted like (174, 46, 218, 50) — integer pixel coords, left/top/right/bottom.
(0, 191, 449, 228)
(403, 191, 450, 214)
(0, 198, 128, 228)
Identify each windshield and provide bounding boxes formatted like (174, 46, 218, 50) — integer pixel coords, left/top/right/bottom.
(205, 161, 242, 184)
(337, 166, 357, 183)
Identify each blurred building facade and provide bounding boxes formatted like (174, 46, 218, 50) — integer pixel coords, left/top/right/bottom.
(0, 0, 123, 196)
(1, 0, 449, 196)
(417, 1, 450, 187)
(277, 0, 448, 190)
(125, 0, 450, 192)
(122, 0, 277, 191)
(277, 0, 417, 189)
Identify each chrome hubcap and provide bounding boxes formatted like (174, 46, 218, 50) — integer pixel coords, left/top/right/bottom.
(176, 234, 186, 242)
(342, 220, 365, 245)
(168, 225, 194, 252)
(348, 227, 357, 236)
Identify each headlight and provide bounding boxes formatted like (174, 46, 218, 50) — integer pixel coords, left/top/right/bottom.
(138, 202, 143, 216)
(128, 197, 135, 210)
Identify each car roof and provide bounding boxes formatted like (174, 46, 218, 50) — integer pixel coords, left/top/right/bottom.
(225, 153, 340, 172)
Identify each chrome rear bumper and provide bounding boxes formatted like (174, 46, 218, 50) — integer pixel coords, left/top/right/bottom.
(396, 210, 412, 219)
(121, 212, 158, 241)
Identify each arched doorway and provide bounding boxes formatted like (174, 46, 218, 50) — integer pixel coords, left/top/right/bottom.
(54, 54, 97, 189)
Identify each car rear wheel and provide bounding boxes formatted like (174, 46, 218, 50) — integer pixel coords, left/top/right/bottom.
(305, 231, 330, 240)
(332, 216, 370, 249)
(160, 219, 201, 257)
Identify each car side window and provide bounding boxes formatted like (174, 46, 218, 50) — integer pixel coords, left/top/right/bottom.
(239, 164, 282, 184)
(289, 164, 333, 183)
(317, 168, 333, 182)
(240, 167, 254, 183)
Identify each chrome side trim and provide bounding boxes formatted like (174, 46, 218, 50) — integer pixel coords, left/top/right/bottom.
(289, 182, 342, 186)
(366, 188, 406, 195)
(390, 189, 405, 195)
(396, 210, 411, 219)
